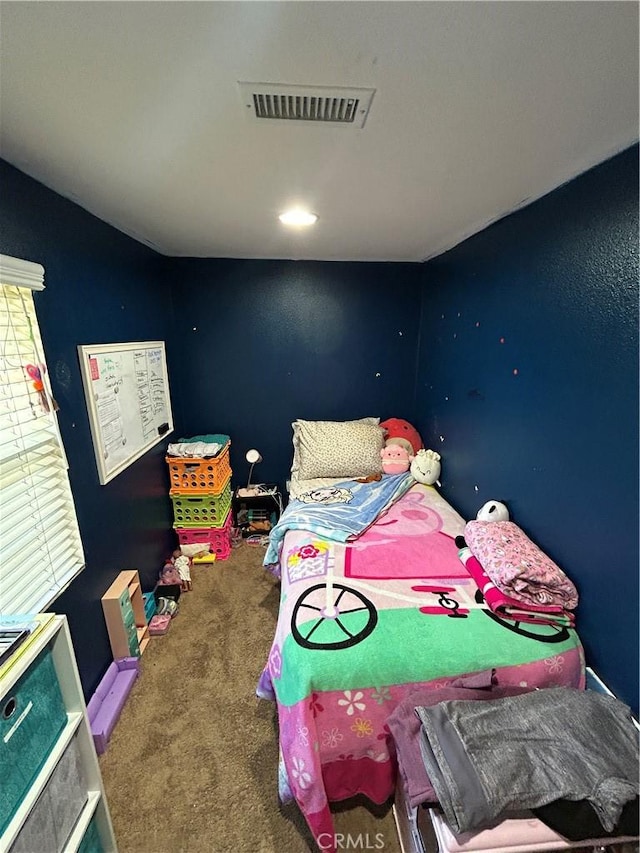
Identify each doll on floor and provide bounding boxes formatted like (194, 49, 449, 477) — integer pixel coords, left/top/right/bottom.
(160, 550, 193, 591)
(172, 549, 192, 591)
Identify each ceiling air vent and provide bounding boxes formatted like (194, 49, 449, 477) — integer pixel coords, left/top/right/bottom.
(238, 82, 375, 129)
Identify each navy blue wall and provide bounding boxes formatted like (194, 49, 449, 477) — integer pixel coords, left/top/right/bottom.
(0, 160, 179, 699)
(167, 259, 422, 490)
(2, 146, 637, 716)
(415, 146, 639, 712)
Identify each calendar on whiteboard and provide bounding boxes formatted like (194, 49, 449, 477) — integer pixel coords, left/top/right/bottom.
(78, 341, 174, 484)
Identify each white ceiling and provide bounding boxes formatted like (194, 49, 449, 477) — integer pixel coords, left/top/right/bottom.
(1, 2, 638, 262)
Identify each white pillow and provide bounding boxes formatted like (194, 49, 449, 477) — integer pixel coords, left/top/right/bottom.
(291, 418, 384, 480)
(180, 543, 209, 558)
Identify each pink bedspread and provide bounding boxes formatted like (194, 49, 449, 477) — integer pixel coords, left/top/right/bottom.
(258, 484, 585, 852)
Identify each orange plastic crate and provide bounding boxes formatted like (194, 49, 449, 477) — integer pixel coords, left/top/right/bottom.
(166, 443, 231, 493)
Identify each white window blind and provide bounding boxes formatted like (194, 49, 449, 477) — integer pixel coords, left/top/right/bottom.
(0, 254, 85, 615)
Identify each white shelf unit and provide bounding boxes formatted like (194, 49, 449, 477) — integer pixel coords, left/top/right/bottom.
(0, 615, 117, 853)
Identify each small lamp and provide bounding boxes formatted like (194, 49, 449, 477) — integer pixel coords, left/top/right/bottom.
(246, 448, 262, 490)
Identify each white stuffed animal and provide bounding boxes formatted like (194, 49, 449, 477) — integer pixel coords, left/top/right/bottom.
(476, 500, 510, 522)
(410, 449, 441, 486)
(455, 500, 510, 551)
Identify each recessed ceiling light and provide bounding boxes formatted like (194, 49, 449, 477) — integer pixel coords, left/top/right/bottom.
(279, 209, 318, 227)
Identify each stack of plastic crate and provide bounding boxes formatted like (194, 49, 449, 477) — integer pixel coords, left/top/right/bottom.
(167, 441, 233, 560)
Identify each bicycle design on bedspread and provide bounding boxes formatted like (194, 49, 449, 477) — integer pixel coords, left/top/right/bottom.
(290, 575, 570, 651)
(288, 485, 571, 651)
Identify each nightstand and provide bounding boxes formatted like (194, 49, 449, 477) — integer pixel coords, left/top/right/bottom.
(232, 485, 282, 537)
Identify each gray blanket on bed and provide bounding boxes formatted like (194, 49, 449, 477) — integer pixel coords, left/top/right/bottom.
(415, 687, 639, 834)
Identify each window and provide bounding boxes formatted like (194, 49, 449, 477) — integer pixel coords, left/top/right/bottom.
(0, 254, 85, 615)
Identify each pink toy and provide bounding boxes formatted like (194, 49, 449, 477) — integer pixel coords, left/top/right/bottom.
(149, 614, 172, 635)
(380, 444, 413, 475)
(380, 418, 423, 456)
(159, 550, 193, 591)
(159, 561, 182, 587)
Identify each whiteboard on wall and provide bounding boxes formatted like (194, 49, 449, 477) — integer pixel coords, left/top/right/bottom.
(77, 341, 174, 485)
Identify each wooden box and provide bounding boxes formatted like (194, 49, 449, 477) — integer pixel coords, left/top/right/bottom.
(101, 570, 149, 659)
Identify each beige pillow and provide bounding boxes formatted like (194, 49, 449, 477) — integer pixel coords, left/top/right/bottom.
(291, 418, 384, 480)
(291, 417, 379, 477)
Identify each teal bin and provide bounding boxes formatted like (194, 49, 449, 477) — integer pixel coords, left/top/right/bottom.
(77, 816, 104, 853)
(0, 647, 67, 835)
(143, 591, 156, 623)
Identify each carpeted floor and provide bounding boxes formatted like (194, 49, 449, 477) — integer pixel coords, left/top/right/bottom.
(99, 543, 401, 853)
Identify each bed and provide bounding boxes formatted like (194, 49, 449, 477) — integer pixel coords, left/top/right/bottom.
(257, 420, 585, 851)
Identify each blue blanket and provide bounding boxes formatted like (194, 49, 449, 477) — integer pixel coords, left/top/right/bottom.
(263, 473, 414, 567)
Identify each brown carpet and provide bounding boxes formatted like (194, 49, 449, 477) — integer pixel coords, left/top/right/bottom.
(99, 543, 401, 853)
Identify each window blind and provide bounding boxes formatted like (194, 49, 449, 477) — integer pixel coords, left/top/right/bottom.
(0, 255, 85, 615)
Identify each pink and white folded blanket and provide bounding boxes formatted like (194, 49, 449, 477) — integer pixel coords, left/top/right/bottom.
(464, 520, 579, 610)
(458, 546, 575, 627)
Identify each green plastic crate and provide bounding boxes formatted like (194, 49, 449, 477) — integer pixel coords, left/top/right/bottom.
(171, 482, 232, 528)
